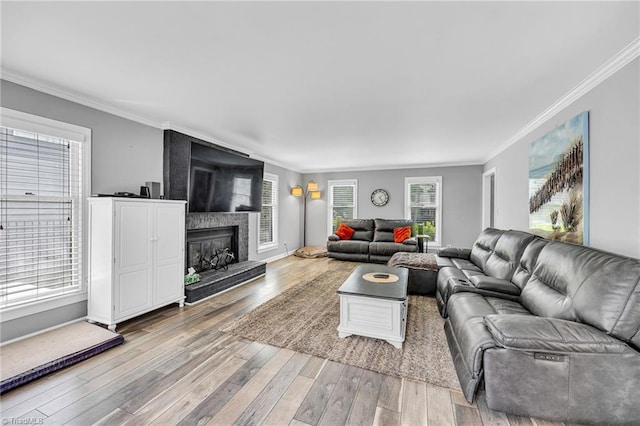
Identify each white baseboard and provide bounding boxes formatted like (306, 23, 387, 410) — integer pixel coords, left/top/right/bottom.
(262, 249, 299, 264)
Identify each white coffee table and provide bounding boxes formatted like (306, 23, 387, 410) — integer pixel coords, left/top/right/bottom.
(336, 264, 409, 349)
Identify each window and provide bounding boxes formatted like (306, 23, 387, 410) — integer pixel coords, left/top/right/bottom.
(405, 176, 442, 246)
(1, 108, 91, 313)
(258, 173, 278, 251)
(328, 179, 357, 235)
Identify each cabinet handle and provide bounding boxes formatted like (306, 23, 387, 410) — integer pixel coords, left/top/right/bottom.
(150, 237, 158, 241)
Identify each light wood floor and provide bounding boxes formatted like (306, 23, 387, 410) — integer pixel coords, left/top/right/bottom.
(1, 256, 565, 426)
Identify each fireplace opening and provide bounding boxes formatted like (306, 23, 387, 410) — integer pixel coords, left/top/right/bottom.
(186, 226, 239, 273)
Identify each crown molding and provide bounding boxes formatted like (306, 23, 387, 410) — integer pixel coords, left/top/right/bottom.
(485, 36, 640, 163)
(1, 70, 163, 129)
(300, 159, 483, 175)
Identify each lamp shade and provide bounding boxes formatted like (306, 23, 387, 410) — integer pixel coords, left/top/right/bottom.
(310, 190, 321, 199)
(291, 186, 303, 196)
(306, 181, 318, 191)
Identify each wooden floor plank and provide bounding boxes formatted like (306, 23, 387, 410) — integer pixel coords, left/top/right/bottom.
(293, 360, 345, 425)
(92, 408, 134, 426)
(299, 356, 326, 379)
(400, 379, 427, 426)
(373, 406, 401, 426)
(346, 369, 384, 426)
(232, 352, 310, 426)
(206, 347, 296, 425)
(426, 385, 456, 425)
(144, 355, 247, 426)
(173, 345, 280, 426)
(453, 403, 484, 426)
(377, 375, 403, 412)
(262, 375, 315, 426)
(317, 365, 364, 426)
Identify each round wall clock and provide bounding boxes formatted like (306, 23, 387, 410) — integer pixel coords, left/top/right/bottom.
(371, 188, 390, 206)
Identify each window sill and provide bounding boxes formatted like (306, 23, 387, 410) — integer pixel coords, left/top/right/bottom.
(257, 243, 278, 254)
(0, 292, 88, 322)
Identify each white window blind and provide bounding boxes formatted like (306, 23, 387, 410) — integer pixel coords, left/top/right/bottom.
(328, 179, 357, 234)
(405, 176, 442, 245)
(0, 125, 85, 309)
(259, 174, 278, 249)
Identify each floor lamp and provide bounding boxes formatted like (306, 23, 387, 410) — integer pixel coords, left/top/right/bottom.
(291, 181, 321, 247)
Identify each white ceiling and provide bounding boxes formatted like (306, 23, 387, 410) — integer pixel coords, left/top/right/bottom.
(2, 1, 639, 172)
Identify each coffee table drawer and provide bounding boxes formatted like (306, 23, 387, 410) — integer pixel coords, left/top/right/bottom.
(337, 293, 407, 349)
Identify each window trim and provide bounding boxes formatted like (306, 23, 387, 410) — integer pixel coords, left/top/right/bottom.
(0, 108, 92, 320)
(257, 172, 278, 253)
(327, 179, 358, 236)
(404, 176, 443, 246)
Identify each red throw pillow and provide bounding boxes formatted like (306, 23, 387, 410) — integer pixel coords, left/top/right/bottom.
(335, 223, 355, 240)
(393, 226, 411, 243)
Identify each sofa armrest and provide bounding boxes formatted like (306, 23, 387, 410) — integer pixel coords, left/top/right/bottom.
(437, 247, 471, 259)
(469, 276, 520, 296)
(328, 234, 340, 241)
(402, 237, 417, 246)
(484, 315, 628, 354)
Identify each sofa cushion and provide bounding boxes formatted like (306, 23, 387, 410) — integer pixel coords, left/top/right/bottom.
(483, 230, 535, 280)
(335, 223, 355, 240)
(373, 219, 414, 242)
(326, 240, 370, 254)
(485, 315, 628, 354)
(469, 275, 521, 296)
(437, 247, 472, 259)
(511, 238, 548, 289)
(447, 293, 531, 374)
(339, 219, 374, 241)
(522, 241, 640, 343)
(469, 228, 504, 270)
(369, 241, 417, 257)
(393, 226, 411, 243)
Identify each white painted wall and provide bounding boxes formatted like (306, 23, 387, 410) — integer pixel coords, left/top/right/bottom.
(484, 59, 640, 258)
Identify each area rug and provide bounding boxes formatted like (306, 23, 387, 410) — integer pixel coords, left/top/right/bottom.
(0, 321, 124, 393)
(219, 269, 460, 390)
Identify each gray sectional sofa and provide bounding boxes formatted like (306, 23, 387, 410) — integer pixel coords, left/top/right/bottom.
(435, 228, 640, 423)
(327, 218, 418, 263)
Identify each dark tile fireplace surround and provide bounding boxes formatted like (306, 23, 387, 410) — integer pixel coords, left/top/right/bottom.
(164, 130, 266, 303)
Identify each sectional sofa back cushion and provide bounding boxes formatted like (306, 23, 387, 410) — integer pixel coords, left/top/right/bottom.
(483, 231, 535, 280)
(469, 228, 504, 270)
(373, 219, 414, 242)
(522, 241, 640, 349)
(340, 219, 374, 242)
(510, 238, 548, 289)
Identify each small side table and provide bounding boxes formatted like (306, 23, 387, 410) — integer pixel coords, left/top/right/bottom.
(416, 235, 429, 253)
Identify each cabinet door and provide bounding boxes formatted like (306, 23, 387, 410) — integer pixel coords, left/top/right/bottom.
(114, 202, 153, 318)
(154, 203, 185, 304)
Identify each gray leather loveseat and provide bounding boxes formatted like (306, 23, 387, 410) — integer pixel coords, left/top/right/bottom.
(327, 218, 418, 263)
(435, 228, 640, 423)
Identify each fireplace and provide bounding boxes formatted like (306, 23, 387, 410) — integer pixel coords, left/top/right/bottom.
(186, 226, 238, 273)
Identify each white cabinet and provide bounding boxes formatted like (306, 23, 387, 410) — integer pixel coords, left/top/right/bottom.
(87, 197, 186, 331)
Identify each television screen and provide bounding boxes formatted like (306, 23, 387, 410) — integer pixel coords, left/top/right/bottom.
(188, 142, 264, 213)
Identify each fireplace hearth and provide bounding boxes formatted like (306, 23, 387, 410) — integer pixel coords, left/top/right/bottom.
(183, 211, 265, 303)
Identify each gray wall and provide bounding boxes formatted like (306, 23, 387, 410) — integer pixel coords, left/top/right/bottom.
(0, 80, 302, 341)
(484, 58, 640, 258)
(1, 80, 164, 195)
(302, 165, 483, 248)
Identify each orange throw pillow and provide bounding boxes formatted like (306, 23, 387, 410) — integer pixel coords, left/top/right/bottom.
(335, 223, 355, 240)
(393, 226, 411, 243)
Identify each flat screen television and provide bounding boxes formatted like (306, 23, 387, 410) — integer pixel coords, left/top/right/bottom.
(188, 141, 264, 213)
